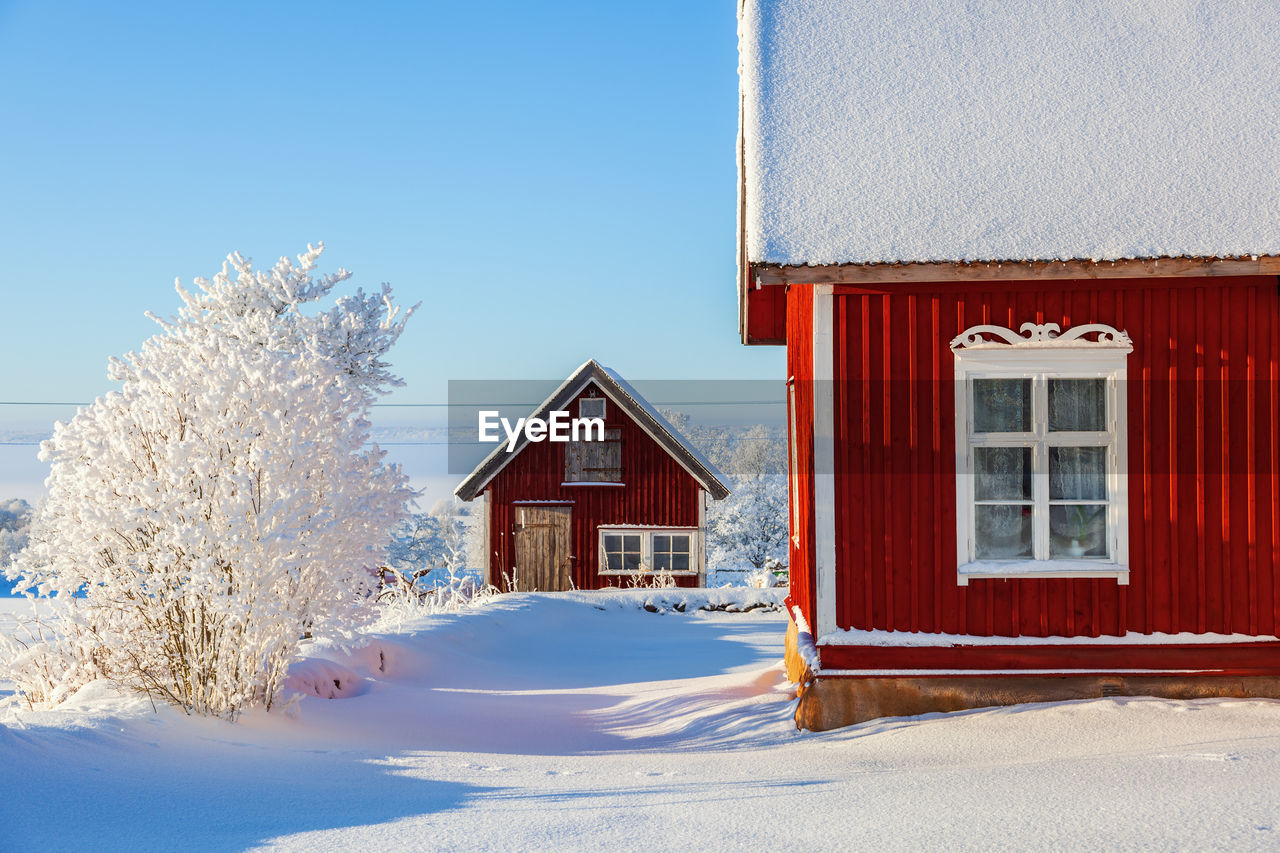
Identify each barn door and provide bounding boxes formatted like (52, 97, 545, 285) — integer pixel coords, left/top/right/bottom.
(514, 505, 572, 591)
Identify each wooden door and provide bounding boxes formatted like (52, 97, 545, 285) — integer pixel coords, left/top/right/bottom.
(513, 505, 572, 591)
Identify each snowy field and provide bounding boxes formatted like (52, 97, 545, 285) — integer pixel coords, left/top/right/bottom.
(4, 592, 1280, 852)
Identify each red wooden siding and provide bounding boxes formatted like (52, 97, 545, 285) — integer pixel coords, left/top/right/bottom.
(746, 282, 788, 345)
(786, 284, 816, 626)
(814, 275, 1280, 638)
(487, 387, 703, 590)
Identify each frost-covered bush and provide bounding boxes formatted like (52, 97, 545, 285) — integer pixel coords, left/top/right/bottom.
(4, 244, 414, 716)
(373, 565, 499, 629)
(745, 557, 788, 589)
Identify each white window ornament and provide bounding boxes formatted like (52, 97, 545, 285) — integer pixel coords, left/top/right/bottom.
(951, 321, 1132, 585)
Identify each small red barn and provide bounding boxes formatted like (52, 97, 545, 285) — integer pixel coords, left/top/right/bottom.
(738, 0, 1280, 727)
(455, 360, 730, 591)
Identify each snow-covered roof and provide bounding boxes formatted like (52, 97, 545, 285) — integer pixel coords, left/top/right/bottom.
(740, 0, 1280, 267)
(454, 360, 731, 502)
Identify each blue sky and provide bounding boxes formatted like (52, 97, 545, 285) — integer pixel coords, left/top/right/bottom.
(0, 0, 780, 406)
(0, 1, 782, 502)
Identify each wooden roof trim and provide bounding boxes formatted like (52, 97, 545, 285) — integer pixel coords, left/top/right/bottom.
(751, 255, 1280, 286)
(454, 360, 731, 502)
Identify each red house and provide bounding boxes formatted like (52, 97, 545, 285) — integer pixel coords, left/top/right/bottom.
(738, 1, 1280, 728)
(455, 360, 730, 591)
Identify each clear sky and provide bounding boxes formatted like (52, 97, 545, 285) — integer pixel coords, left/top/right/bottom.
(0, 1, 782, 502)
(0, 0, 780, 404)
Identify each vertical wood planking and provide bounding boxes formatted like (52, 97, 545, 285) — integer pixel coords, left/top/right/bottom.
(825, 276, 1280, 639)
(786, 284, 817, 627)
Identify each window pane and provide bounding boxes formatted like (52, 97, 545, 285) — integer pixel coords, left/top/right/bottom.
(623, 551, 641, 570)
(654, 553, 671, 570)
(1049, 504, 1108, 558)
(1048, 379, 1105, 432)
(623, 535, 641, 552)
(669, 535, 690, 554)
(606, 553, 622, 570)
(1049, 446, 1107, 500)
(653, 535, 670, 552)
(974, 447, 1032, 501)
(604, 534, 621, 551)
(672, 553, 690, 571)
(974, 505, 1033, 559)
(973, 379, 1031, 433)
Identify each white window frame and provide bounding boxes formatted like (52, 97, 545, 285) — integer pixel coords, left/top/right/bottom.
(951, 322, 1133, 586)
(579, 397, 606, 419)
(597, 526, 699, 576)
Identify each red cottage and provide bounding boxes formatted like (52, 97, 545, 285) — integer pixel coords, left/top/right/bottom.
(455, 360, 730, 591)
(738, 0, 1280, 728)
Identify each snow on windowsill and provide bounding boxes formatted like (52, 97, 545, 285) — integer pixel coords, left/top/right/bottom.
(958, 559, 1129, 586)
(817, 629, 1280, 648)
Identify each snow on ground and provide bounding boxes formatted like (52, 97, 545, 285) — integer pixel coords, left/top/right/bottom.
(3, 593, 1280, 851)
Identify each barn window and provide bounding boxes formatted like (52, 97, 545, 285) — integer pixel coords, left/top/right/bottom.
(579, 397, 606, 419)
(601, 533, 643, 570)
(598, 527, 697, 575)
(652, 533, 692, 572)
(563, 427, 622, 484)
(950, 322, 1132, 585)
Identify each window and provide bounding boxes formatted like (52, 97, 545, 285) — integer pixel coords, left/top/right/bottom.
(651, 533, 692, 572)
(564, 427, 622, 483)
(579, 397, 606, 419)
(951, 322, 1132, 585)
(601, 532, 642, 570)
(598, 527, 697, 575)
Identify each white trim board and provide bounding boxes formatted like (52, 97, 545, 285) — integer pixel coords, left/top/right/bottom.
(812, 285, 837, 639)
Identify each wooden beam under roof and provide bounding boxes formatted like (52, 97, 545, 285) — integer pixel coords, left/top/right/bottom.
(752, 255, 1280, 286)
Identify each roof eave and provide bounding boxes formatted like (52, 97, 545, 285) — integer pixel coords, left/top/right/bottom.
(749, 255, 1280, 286)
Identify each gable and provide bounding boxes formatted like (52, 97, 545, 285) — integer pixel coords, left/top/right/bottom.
(454, 361, 731, 501)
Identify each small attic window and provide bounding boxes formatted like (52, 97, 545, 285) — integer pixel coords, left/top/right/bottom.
(579, 397, 606, 420)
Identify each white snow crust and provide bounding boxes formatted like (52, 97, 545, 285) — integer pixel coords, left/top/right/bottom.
(6, 594, 1280, 850)
(740, 0, 1280, 266)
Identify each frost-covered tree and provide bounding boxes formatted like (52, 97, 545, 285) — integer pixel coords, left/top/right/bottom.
(386, 497, 476, 573)
(5, 244, 415, 716)
(657, 410, 789, 571)
(705, 424, 789, 569)
(432, 497, 470, 572)
(387, 512, 445, 571)
(0, 498, 34, 575)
